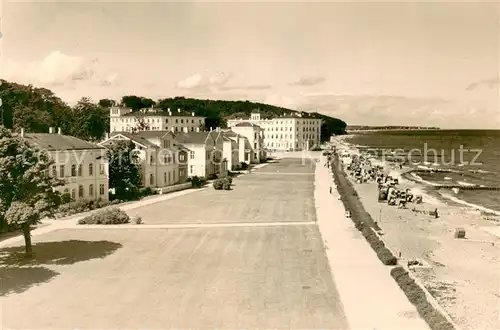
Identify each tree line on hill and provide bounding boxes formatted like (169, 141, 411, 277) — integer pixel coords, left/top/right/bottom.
(0, 79, 347, 141)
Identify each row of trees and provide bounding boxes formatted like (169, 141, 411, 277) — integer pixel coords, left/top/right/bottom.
(0, 80, 347, 141)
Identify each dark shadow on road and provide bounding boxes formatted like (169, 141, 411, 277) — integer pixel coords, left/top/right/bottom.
(0, 266, 59, 296)
(0, 240, 122, 266)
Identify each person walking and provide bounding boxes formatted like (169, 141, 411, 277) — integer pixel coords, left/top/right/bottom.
(329, 186, 333, 194)
(434, 208, 439, 219)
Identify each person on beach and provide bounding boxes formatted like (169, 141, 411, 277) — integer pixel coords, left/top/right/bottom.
(435, 208, 439, 219)
(329, 186, 332, 194)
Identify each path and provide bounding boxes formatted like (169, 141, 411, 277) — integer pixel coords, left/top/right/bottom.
(315, 154, 430, 330)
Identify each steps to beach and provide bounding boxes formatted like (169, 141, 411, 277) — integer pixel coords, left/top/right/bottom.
(315, 157, 430, 330)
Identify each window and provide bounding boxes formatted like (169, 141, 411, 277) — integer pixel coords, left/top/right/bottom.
(71, 189, 76, 200)
(78, 185, 84, 198)
(100, 184, 105, 195)
(175, 119, 178, 124)
(164, 172, 167, 183)
(100, 164, 105, 175)
(89, 184, 94, 197)
(78, 164, 83, 176)
(71, 165, 76, 176)
(89, 163, 93, 176)
(190, 165, 194, 174)
(150, 174, 154, 185)
(52, 165, 57, 177)
(180, 153, 185, 162)
(60, 165, 65, 177)
(150, 155, 154, 164)
(168, 172, 171, 183)
(181, 119, 184, 124)
(190, 151, 195, 159)
(165, 119, 169, 123)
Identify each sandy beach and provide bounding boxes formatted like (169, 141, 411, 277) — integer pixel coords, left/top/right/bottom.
(330, 137, 500, 330)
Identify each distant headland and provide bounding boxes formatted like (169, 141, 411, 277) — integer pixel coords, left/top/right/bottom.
(346, 125, 440, 132)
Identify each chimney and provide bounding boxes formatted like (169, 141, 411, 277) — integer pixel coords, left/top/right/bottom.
(196, 127, 200, 132)
(191, 112, 195, 117)
(20, 128, 25, 138)
(169, 112, 172, 116)
(177, 108, 181, 113)
(170, 127, 175, 133)
(210, 127, 213, 132)
(57, 127, 62, 135)
(49, 127, 55, 134)
(105, 132, 109, 140)
(167, 108, 170, 112)
(183, 127, 188, 133)
(216, 127, 220, 132)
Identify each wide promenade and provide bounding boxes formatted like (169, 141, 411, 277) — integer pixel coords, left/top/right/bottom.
(1, 158, 349, 329)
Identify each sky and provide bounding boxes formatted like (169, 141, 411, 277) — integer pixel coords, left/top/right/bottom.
(0, 1, 499, 128)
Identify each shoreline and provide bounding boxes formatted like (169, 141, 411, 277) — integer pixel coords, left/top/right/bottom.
(328, 137, 500, 330)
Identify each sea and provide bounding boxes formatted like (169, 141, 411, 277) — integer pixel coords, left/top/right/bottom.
(344, 129, 500, 213)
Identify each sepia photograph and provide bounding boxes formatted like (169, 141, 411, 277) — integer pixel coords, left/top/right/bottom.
(0, 1, 499, 329)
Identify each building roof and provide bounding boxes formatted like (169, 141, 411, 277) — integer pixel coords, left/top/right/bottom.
(134, 130, 174, 139)
(234, 122, 262, 128)
(174, 132, 212, 145)
(121, 109, 205, 118)
(108, 132, 159, 148)
(24, 133, 104, 151)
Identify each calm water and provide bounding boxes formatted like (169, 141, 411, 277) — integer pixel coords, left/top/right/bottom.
(345, 130, 500, 212)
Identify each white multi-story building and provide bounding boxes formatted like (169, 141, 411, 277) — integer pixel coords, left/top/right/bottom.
(109, 106, 206, 133)
(99, 131, 190, 189)
(227, 110, 322, 151)
(175, 130, 228, 178)
(230, 122, 266, 163)
(22, 127, 109, 201)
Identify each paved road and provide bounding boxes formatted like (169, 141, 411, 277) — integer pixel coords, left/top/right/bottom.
(127, 158, 317, 224)
(0, 158, 349, 329)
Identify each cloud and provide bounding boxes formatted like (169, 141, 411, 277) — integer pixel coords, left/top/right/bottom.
(1, 51, 118, 88)
(176, 71, 232, 91)
(219, 84, 272, 91)
(290, 75, 327, 86)
(465, 77, 499, 91)
(176, 71, 271, 93)
(294, 93, 498, 129)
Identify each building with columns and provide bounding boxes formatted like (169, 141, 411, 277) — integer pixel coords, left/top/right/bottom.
(227, 110, 322, 151)
(109, 106, 206, 133)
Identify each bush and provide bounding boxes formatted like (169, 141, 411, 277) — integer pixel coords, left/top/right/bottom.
(138, 187, 157, 197)
(240, 162, 249, 170)
(55, 198, 122, 218)
(213, 178, 224, 190)
(78, 207, 130, 225)
(214, 177, 232, 190)
(391, 267, 456, 330)
(362, 227, 398, 265)
(217, 173, 233, 184)
(187, 176, 205, 188)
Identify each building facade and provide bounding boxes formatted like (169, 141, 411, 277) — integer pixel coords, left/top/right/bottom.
(23, 128, 109, 201)
(230, 122, 266, 163)
(99, 131, 189, 189)
(175, 130, 228, 178)
(109, 107, 206, 133)
(227, 111, 322, 151)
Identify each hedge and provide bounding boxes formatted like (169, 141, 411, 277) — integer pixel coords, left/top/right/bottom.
(391, 267, 456, 330)
(330, 155, 397, 266)
(78, 207, 130, 225)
